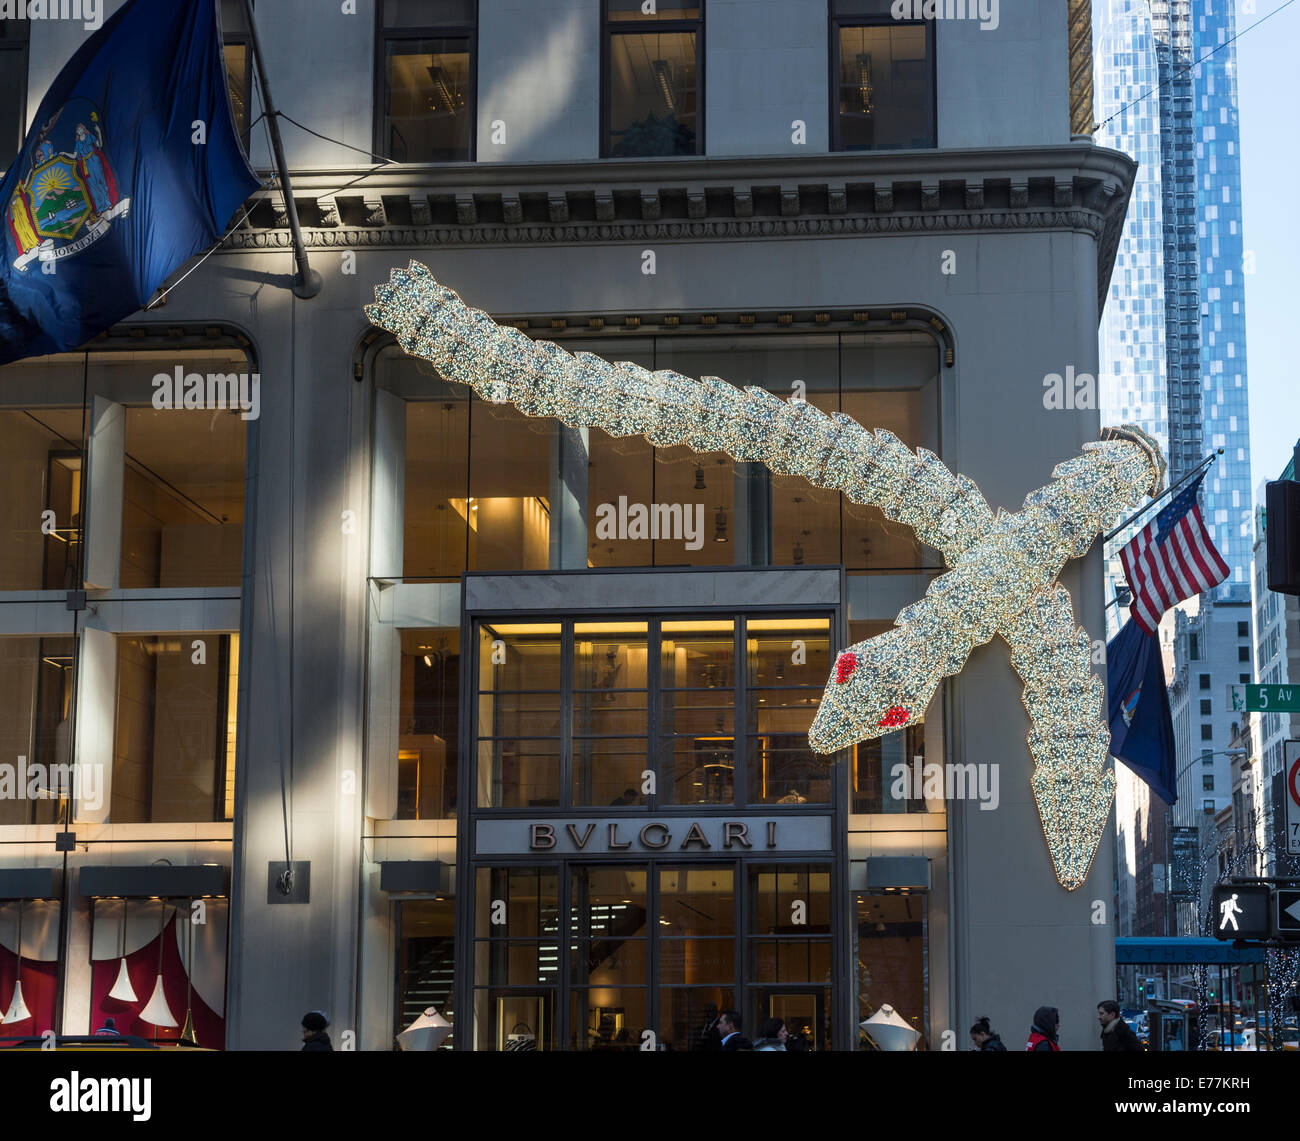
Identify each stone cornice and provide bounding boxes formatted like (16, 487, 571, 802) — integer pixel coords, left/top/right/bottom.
(223, 144, 1137, 312)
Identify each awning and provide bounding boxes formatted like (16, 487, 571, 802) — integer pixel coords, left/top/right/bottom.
(78, 864, 229, 898)
(379, 860, 450, 895)
(0, 867, 62, 900)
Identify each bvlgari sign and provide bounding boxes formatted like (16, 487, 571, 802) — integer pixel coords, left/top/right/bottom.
(474, 816, 833, 857)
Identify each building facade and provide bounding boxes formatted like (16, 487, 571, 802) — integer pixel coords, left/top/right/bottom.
(0, 0, 1134, 1050)
(1249, 447, 1300, 872)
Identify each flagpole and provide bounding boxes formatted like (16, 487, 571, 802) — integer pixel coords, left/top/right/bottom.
(242, 0, 321, 299)
(1102, 448, 1223, 544)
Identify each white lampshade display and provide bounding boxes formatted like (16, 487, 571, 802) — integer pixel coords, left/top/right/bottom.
(139, 975, 178, 1029)
(1, 979, 31, 1024)
(108, 957, 139, 1003)
(396, 1007, 452, 1051)
(859, 1003, 921, 1052)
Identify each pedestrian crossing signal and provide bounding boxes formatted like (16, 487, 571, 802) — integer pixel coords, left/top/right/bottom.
(1210, 883, 1271, 941)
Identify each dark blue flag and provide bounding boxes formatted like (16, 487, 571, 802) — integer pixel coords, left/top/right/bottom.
(0, 0, 261, 366)
(1107, 618, 1177, 804)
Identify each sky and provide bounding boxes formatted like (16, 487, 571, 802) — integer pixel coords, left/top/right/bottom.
(1237, 0, 1300, 490)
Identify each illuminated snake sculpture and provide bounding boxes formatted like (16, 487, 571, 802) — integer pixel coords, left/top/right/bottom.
(366, 261, 1167, 891)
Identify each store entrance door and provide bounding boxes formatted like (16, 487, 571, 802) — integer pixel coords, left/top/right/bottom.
(753, 986, 825, 1051)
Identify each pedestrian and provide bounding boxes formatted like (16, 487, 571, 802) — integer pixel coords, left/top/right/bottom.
(301, 1010, 332, 1051)
(752, 1017, 788, 1051)
(94, 1016, 121, 1037)
(1097, 1000, 1144, 1052)
(969, 1015, 1006, 1051)
(1026, 1006, 1061, 1051)
(717, 1010, 752, 1051)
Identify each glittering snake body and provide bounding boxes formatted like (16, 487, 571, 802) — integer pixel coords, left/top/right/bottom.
(366, 261, 1166, 890)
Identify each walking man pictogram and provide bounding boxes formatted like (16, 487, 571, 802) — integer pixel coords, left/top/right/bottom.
(1219, 892, 1243, 932)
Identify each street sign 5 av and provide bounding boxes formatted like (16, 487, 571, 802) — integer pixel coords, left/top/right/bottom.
(1278, 889, 1300, 938)
(1211, 883, 1271, 940)
(1247, 684, 1300, 712)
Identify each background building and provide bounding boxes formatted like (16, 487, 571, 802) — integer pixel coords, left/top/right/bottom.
(0, 0, 1134, 1050)
(1094, 0, 1254, 940)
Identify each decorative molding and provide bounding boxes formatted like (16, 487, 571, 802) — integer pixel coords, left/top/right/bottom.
(222, 146, 1138, 313)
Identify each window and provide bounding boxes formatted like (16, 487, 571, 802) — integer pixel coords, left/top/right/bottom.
(856, 891, 926, 1050)
(220, 0, 253, 150)
(848, 620, 942, 814)
(831, 0, 935, 152)
(1200, 724, 1213, 741)
(750, 866, 832, 1050)
(1239, 674, 1249, 684)
(1200, 699, 1211, 716)
(1201, 750, 1213, 765)
(1237, 621, 1249, 637)
(376, 0, 476, 162)
(603, 1, 702, 157)
(1199, 673, 1211, 690)
(1202, 774, 1214, 791)
(474, 614, 832, 809)
(396, 898, 455, 1045)
(1202, 799, 1215, 814)
(0, 14, 28, 174)
(396, 628, 460, 819)
(111, 633, 238, 823)
(1238, 646, 1250, 662)
(386, 330, 942, 579)
(1190, 633, 1200, 660)
(471, 866, 560, 1050)
(0, 636, 77, 826)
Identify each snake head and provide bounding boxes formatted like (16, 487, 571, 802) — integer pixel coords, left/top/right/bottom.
(808, 623, 946, 753)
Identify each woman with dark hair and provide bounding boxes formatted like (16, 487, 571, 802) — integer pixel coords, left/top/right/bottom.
(752, 1017, 789, 1052)
(969, 1016, 1006, 1051)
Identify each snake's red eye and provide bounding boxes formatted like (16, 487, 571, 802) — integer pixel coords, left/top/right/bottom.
(877, 705, 910, 728)
(835, 653, 858, 684)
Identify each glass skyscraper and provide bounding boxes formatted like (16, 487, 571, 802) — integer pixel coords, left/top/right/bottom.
(1094, 0, 1251, 596)
(1193, 0, 1252, 597)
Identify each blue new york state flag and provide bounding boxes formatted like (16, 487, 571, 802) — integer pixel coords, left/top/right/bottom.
(0, 0, 262, 366)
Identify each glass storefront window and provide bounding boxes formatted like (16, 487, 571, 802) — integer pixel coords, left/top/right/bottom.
(569, 865, 648, 1050)
(848, 620, 942, 813)
(472, 615, 836, 809)
(396, 897, 455, 1046)
(750, 865, 832, 1050)
(0, 635, 76, 826)
(472, 866, 560, 1051)
(386, 332, 939, 575)
(397, 628, 459, 819)
(0, 409, 85, 591)
(111, 633, 237, 823)
(746, 617, 831, 805)
(121, 403, 246, 589)
(573, 622, 648, 806)
(855, 891, 927, 1050)
(660, 619, 735, 805)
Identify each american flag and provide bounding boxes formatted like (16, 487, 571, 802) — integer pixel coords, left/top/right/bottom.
(1120, 471, 1230, 635)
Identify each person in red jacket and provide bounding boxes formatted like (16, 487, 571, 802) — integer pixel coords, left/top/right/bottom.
(1026, 1006, 1061, 1051)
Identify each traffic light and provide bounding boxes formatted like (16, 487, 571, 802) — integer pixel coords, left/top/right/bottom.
(1266, 480, 1300, 595)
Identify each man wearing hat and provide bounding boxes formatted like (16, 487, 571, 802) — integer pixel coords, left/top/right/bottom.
(301, 1010, 332, 1051)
